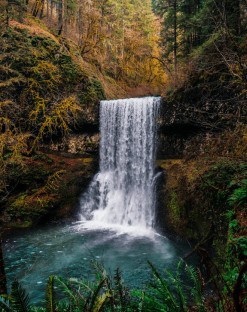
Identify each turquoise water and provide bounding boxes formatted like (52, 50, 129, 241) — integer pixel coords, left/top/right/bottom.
(3, 222, 190, 305)
(3, 98, 193, 305)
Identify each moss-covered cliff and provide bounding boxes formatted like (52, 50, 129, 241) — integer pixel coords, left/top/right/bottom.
(156, 124, 247, 307)
(0, 19, 105, 230)
(1, 153, 97, 229)
(0, 21, 105, 134)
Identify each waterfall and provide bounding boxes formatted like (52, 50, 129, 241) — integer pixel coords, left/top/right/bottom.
(80, 97, 160, 231)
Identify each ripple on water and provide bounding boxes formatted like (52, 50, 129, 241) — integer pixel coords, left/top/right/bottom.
(3, 223, 190, 305)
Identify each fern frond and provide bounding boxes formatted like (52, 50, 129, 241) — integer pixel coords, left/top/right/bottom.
(55, 277, 77, 304)
(0, 295, 11, 311)
(43, 170, 65, 193)
(46, 276, 56, 312)
(87, 278, 106, 312)
(174, 260, 188, 311)
(114, 268, 127, 310)
(93, 292, 111, 312)
(10, 280, 30, 312)
(185, 265, 205, 311)
(148, 261, 178, 310)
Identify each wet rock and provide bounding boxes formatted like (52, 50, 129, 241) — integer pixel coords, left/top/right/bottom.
(1, 153, 98, 229)
(158, 93, 246, 158)
(43, 134, 100, 156)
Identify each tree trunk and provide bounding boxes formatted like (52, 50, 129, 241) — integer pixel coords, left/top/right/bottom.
(50, 0, 53, 19)
(0, 237, 7, 295)
(63, 0, 67, 36)
(173, 0, 177, 83)
(58, 0, 63, 35)
(40, 0, 45, 18)
(46, 0, 49, 20)
(78, 5, 83, 46)
(6, 3, 9, 28)
(225, 0, 241, 35)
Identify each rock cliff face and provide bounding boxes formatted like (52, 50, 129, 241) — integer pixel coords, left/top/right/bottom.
(43, 90, 246, 159)
(156, 89, 246, 250)
(3, 89, 245, 240)
(157, 93, 246, 158)
(46, 133, 100, 155)
(1, 153, 98, 229)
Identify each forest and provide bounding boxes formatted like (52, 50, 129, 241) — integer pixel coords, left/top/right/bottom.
(0, 0, 246, 311)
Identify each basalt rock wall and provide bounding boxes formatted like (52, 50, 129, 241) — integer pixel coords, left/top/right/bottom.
(157, 94, 246, 159)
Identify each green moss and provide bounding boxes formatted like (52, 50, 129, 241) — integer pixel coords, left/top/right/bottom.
(168, 190, 181, 226)
(81, 158, 94, 163)
(8, 220, 33, 228)
(1, 152, 97, 228)
(0, 26, 105, 139)
(79, 78, 105, 105)
(8, 192, 52, 218)
(163, 158, 245, 228)
(32, 153, 54, 164)
(163, 158, 247, 288)
(9, 193, 27, 209)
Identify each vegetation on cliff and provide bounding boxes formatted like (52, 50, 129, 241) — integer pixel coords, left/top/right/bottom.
(0, 0, 166, 227)
(0, 21, 103, 228)
(158, 125, 247, 311)
(0, 0, 166, 96)
(0, 0, 246, 311)
(152, 2, 247, 307)
(153, 0, 247, 90)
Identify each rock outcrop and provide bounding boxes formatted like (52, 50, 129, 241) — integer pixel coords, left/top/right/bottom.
(158, 85, 246, 158)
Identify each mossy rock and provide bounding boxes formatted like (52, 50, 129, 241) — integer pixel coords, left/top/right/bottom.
(0, 26, 105, 139)
(161, 158, 246, 272)
(1, 152, 97, 229)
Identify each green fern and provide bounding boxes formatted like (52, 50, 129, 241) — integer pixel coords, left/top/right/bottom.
(172, 261, 188, 311)
(143, 260, 205, 312)
(10, 280, 30, 312)
(3, 262, 207, 312)
(185, 264, 205, 312)
(147, 261, 179, 311)
(29, 307, 46, 312)
(87, 278, 106, 312)
(228, 179, 247, 207)
(0, 295, 11, 312)
(92, 292, 111, 312)
(46, 276, 56, 312)
(114, 268, 128, 311)
(55, 277, 78, 309)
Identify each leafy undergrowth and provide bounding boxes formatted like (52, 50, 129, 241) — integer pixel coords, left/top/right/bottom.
(0, 19, 104, 213)
(158, 125, 247, 311)
(0, 261, 207, 312)
(1, 259, 246, 311)
(0, 22, 105, 137)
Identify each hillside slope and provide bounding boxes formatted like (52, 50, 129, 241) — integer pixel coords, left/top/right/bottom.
(0, 18, 104, 228)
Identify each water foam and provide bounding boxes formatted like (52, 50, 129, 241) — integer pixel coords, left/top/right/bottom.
(80, 97, 160, 234)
